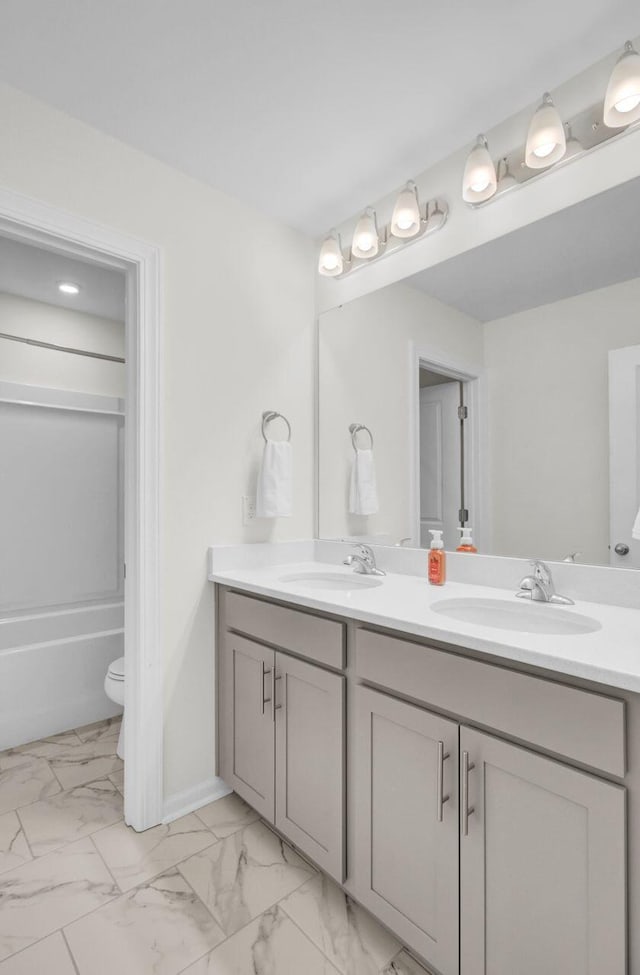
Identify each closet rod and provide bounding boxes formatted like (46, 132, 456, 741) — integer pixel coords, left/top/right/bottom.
(0, 330, 125, 364)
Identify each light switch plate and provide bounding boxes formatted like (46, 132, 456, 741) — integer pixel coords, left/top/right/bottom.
(242, 495, 256, 525)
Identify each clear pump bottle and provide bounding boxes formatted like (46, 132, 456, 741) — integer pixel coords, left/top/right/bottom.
(428, 530, 446, 585)
(456, 527, 477, 553)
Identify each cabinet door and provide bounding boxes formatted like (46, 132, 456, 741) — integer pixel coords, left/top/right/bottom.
(219, 632, 275, 821)
(354, 685, 460, 975)
(274, 651, 345, 881)
(460, 726, 626, 975)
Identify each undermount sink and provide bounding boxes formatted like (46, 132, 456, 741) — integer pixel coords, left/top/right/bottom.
(279, 571, 383, 591)
(431, 597, 601, 636)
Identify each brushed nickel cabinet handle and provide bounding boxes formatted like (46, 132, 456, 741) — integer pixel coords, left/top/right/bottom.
(461, 749, 475, 836)
(436, 740, 450, 822)
(272, 671, 282, 721)
(261, 663, 272, 715)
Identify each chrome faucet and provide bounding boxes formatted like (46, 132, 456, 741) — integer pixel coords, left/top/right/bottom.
(517, 560, 574, 605)
(343, 544, 386, 576)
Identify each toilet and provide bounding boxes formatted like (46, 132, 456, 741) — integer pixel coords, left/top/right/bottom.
(104, 656, 125, 760)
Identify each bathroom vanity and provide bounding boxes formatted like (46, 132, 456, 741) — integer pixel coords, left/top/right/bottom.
(212, 555, 640, 975)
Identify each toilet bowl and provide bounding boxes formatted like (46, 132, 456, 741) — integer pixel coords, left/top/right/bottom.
(104, 655, 125, 760)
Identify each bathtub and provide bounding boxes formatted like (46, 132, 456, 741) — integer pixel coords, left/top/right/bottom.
(0, 600, 124, 750)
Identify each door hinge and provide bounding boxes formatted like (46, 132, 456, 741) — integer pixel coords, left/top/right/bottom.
(123, 562, 127, 580)
(459, 509, 469, 523)
(458, 405, 468, 420)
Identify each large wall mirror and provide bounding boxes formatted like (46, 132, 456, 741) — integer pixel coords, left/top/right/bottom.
(318, 176, 640, 569)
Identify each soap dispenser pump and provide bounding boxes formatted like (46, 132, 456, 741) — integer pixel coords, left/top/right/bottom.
(456, 526, 477, 553)
(428, 530, 446, 585)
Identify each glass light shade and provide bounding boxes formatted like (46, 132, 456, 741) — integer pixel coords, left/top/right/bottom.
(391, 182, 421, 238)
(604, 41, 640, 128)
(318, 232, 344, 276)
(525, 93, 566, 169)
(462, 136, 497, 203)
(351, 208, 380, 259)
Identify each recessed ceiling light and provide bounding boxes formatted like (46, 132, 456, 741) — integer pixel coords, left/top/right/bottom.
(58, 282, 80, 295)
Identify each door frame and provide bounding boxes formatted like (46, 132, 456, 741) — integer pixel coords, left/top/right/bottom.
(608, 344, 640, 568)
(409, 343, 489, 551)
(0, 186, 163, 831)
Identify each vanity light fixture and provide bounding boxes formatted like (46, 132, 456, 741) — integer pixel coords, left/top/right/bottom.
(604, 40, 640, 127)
(318, 230, 346, 277)
(390, 181, 421, 238)
(525, 93, 566, 168)
(317, 190, 448, 278)
(58, 282, 80, 295)
(351, 207, 381, 259)
(462, 135, 497, 203)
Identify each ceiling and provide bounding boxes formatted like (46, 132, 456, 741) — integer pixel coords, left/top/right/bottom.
(0, 235, 126, 321)
(0, 2, 638, 236)
(408, 176, 640, 322)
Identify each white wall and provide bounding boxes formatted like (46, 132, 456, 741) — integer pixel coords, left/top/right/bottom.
(485, 277, 640, 565)
(317, 33, 640, 314)
(0, 292, 125, 396)
(0, 82, 316, 804)
(319, 281, 482, 542)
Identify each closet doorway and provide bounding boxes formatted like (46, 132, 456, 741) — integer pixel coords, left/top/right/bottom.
(410, 348, 486, 552)
(0, 189, 162, 831)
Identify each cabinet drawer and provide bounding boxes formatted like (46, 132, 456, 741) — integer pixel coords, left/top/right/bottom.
(222, 589, 345, 670)
(355, 628, 625, 777)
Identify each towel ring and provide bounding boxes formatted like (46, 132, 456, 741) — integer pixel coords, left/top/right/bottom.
(349, 423, 374, 450)
(262, 410, 291, 443)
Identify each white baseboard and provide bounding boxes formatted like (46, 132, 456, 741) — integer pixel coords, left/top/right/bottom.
(163, 775, 232, 823)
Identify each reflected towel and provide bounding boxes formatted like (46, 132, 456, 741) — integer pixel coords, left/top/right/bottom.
(349, 448, 379, 516)
(633, 507, 640, 540)
(256, 440, 292, 518)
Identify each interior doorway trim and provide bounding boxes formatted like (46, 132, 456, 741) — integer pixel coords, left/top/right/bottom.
(409, 343, 488, 552)
(0, 186, 163, 831)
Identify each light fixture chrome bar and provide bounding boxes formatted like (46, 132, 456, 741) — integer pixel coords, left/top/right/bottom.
(0, 330, 125, 363)
(466, 101, 640, 209)
(335, 198, 449, 278)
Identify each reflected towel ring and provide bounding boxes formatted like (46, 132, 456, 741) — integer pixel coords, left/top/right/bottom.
(349, 423, 374, 450)
(262, 410, 292, 443)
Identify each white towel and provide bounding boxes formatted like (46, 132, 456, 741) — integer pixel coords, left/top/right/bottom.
(256, 440, 292, 518)
(632, 507, 640, 540)
(349, 448, 379, 516)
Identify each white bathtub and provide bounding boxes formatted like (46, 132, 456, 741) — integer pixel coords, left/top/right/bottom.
(0, 600, 124, 750)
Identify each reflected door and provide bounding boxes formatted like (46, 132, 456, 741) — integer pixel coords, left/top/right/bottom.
(419, 382, 460, 547)
(609, 344, 640, 568)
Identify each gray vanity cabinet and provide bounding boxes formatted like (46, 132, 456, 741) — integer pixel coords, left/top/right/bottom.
(218, 597, 346, 881)
(354, 685, 460, 975)
(459, 726, 626, 975)
(274, 652, 345, 880)
(218, 632, 275, 821)
(218, 590, 631, 975)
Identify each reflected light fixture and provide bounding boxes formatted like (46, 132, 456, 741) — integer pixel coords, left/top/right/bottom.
(462, 135, 497, 203)
(390, 181, 421, 238)
(525, 93, 566, 168)
(604, 40, 640, 127)
(317, 230, 344, 277)
(351, 207, 380, 259)
(58, 282, 80, 295)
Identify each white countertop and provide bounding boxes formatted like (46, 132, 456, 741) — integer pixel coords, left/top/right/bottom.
(209, 560, 640, 693)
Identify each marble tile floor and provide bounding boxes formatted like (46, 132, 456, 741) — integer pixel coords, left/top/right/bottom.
(0, 720, 431, 975)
